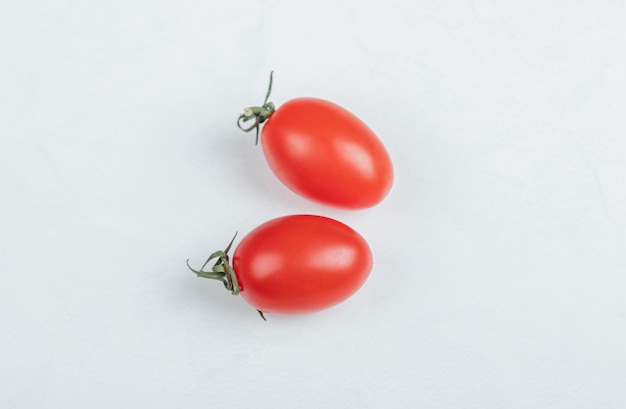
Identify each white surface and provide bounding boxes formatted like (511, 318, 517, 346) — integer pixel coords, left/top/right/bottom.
(2, 1, 626, 407)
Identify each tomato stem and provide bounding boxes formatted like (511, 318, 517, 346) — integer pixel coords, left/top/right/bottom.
(187, 234, 269, 321)
(186, 232, 240, 295)
(237, 71, 276, 145)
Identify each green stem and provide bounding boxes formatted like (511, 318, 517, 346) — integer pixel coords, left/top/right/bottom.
(237, 71, 276, 145)
(186, 233, 240, 295)
(187, 234, 269, 320)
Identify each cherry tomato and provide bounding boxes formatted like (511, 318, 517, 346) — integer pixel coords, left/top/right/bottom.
(187, 215, 373, 317)
(237, 73, 393, 209)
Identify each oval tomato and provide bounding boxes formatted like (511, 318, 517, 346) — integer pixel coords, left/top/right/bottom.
(187, 215, 373, 317)
(237, 74, 393, 209)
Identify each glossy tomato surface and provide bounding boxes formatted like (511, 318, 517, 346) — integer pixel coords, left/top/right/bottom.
(261, 98, 393, 209)
(232, 215, 373, 314)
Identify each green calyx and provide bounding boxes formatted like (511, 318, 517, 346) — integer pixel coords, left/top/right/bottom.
(186, 233, 240, 295)
(237, 71, 276, 145)
(186, 234, 267, 320)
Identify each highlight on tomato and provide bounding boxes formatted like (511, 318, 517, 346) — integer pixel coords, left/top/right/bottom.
(186, 215, 373, 319)
(237, 72, 394, 210)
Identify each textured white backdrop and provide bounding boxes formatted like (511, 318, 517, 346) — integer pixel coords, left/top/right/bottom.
(2, 0, 626, 408)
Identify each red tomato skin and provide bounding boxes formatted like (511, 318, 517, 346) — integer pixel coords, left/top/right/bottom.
(232, 215, 373, 314)
(261, 98, 393, 209)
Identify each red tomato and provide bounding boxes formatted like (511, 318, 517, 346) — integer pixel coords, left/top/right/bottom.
(238, 74, 393, 209)
(188, 215, 373, 316)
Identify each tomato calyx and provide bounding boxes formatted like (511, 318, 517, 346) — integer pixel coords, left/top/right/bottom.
(237, 71, 275, 145)
(186, 233, 268, 321)
(186, 233, 240, 295)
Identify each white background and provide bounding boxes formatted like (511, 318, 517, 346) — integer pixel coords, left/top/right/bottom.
(2, 0, 626, 408)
